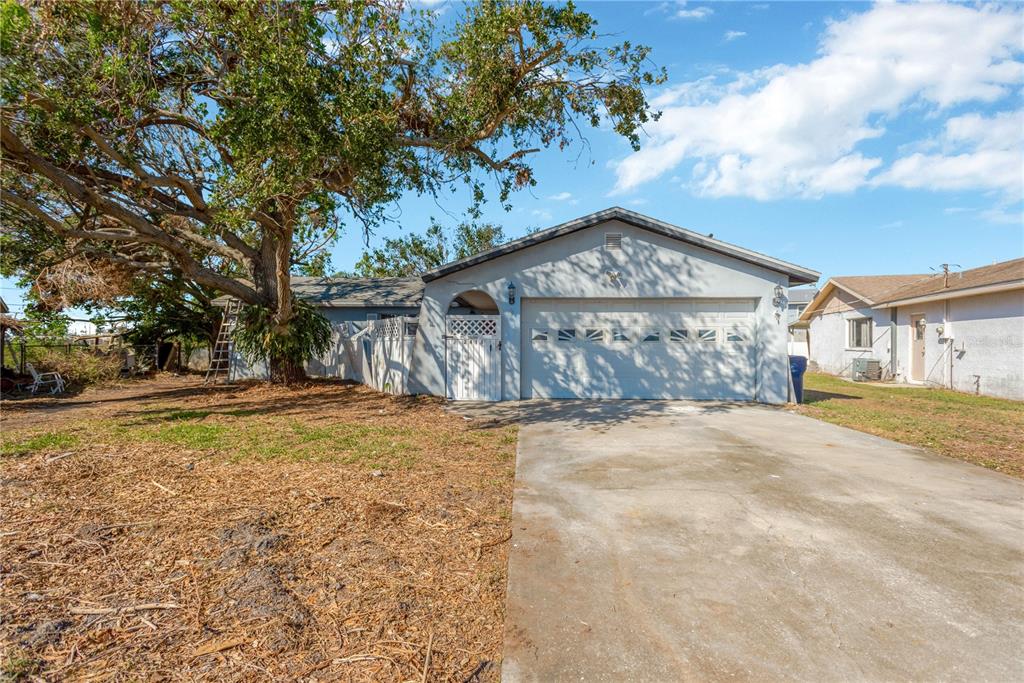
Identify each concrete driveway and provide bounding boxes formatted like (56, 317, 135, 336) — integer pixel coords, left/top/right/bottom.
(502, 401, 1024, 682)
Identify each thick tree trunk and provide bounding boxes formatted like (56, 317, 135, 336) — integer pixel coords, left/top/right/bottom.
(268, 351, 306, 384)
(255, 212, 301, 384)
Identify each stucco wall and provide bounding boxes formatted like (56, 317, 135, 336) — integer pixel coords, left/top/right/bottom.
(893, 290, 1023, 400)
(408, 219, 792, 403)
(806, 290, 893, 377)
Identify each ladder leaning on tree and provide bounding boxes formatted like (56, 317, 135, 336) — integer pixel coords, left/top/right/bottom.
(205, 299, 242, 384)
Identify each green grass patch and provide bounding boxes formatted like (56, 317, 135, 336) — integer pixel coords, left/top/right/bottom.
(1, 430, 81, 457)
(800, 372, 1024, 477)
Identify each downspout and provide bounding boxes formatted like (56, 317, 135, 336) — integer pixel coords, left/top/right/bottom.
(890, 307, 897, 380)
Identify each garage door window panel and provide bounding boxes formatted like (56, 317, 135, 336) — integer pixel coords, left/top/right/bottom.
(557, 328, 576, 342)
(531, 329, 549, 342)
(611, 328, 631, 343)
(641, 329, 661, 342)
(698, 328, 718, 343)
(669, 328, 689, 342)
(585, 328, 605, 343)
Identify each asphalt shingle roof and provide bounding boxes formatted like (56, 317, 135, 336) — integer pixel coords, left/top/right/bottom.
(829, 275, 931, 305)
(875, 258, 1024, 304)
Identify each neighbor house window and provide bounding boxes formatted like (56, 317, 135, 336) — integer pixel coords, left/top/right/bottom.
(557, 328, 576, 342)
(641, 329, 661, 342)
(611, 328, 630, 342)
(531, 328, 548, 342)
(669, 328, 689, 342)
(585, 328, 604, 342)
(848, 318, 872, 349)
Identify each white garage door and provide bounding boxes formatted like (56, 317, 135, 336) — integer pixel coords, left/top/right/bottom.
(521, 298, 757, 400)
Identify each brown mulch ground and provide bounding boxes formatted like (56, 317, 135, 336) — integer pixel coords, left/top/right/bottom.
(0, 377, 517, 681)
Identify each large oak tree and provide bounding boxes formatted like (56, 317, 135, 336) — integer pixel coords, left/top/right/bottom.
(0, 0, 662, 381)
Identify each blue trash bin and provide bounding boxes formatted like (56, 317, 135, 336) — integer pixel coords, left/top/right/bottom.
(790, 355, 808, 403)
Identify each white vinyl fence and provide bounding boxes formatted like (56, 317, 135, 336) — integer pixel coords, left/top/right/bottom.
(352, 317, 418, 395)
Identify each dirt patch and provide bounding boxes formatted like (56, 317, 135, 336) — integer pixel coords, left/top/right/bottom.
(0, 377, 516, 681)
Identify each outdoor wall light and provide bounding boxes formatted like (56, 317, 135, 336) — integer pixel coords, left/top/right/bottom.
(507, 282, 516, 305)
(772, 284, 786, 307)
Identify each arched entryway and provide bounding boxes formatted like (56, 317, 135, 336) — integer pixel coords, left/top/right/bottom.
(445, 289, 501, 400)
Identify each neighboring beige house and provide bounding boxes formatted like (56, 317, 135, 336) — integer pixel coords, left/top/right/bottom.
(797, 258, 1024, 400)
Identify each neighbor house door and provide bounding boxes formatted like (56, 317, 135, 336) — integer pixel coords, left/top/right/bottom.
(910, 315, 926, 381)
(445, 315, 501, 400)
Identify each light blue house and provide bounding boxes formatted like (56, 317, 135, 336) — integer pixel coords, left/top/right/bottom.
(231, 208, 819, 404)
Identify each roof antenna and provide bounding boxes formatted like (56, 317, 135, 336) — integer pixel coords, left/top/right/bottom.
(929, 263, 961, 288)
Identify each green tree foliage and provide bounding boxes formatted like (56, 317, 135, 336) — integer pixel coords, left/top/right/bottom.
(233, 298, 332, 381)
(0, 0, 662, 382)
(352, 220, 506, 277)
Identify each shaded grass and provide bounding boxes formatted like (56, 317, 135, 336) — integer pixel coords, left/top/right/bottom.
(799, 373, 1024, 477)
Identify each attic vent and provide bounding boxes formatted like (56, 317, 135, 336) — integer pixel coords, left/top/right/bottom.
(604, 233, 623, 250)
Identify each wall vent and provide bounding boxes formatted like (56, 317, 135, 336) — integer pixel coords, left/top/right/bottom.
(604, 233, 623, 250)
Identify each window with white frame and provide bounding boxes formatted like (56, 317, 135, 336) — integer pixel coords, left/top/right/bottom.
(641, 328, 661, 342)
(726, 329, 746, 342)
(669, 328, 689, 342)
(848, 318, 872, 349)
(611, 328, 630, 342)
(531, 328, 548, 342)
(585, 328, 604, 342)
(557, 328, 576, 342)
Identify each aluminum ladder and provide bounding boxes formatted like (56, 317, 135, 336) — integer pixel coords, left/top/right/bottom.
(205, 299, 241, 384)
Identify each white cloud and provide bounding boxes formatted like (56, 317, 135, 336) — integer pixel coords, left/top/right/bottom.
(876, 110, 1023, 199)
(676, 6, 713, 21)
(531, 208, 553, 222)
(548, 192, 573, 201)
(613, 3, 1024, 203)
(628, 198, 649, 206)
(724, 30, 747, 41)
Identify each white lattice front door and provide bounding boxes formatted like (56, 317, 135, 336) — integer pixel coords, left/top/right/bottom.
(445, 315, 501, 401)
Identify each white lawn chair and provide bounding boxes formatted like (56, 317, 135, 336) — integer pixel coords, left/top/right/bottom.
(26, 363, 66, 395)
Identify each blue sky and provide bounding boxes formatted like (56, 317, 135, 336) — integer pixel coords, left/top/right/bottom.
(2, 1, 1022, 315)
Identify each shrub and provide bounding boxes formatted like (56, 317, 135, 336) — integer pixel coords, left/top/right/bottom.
(29, 348, 124, 386)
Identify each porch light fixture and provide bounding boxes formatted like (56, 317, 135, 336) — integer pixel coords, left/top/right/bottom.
(772, 285, 786, 323)
(772, 284, 785, 307)
(507, 282, 516, 305)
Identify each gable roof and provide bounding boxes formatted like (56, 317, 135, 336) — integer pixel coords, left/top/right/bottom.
(214, 277, 424, 308)
(422, 207, 819, 285)
(874, 258, 1024, 307)
(797, 274, 929, 323)
(829, 275, 931, 305)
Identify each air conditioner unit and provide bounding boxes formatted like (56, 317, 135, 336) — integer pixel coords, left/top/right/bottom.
(852, 358, 881, 382)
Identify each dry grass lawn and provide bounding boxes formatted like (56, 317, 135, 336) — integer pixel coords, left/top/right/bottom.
(0, 377, 517, 681)
(798, 372, 1024, 478)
